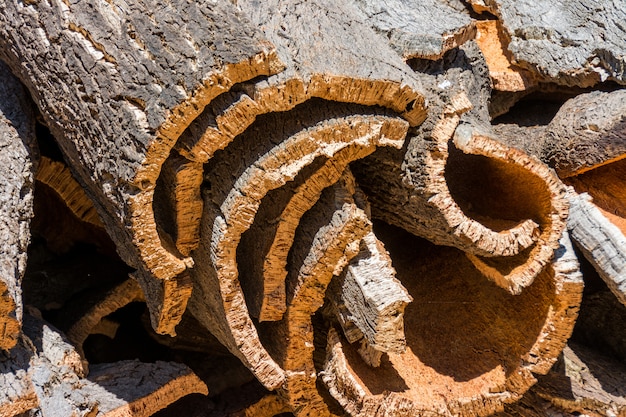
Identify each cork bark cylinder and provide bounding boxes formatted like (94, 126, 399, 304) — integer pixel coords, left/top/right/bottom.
(321, 227, 583, 417)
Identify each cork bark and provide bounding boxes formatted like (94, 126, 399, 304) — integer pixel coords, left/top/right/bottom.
(0, 61, 37, 351)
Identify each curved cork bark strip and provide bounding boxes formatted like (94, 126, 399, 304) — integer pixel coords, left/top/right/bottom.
(453, 126, 569, 293)
(355, 92, 568, 294)
(0, 62, 36, 351)
(468, 0, 626, 87)
(228, 394, 291, 417)
(57, 278, 146, 364)
(84, 360, 208, 417)
(257, 172, 371, 416)
(320, 227, 583, 417)
(36, 156, 104, 228)
(354, 0, 476, 60)
(0, 0, 283, 336)
(239, 116, 407, 322)
(246, 146, 390, 322)
(174, 0, 427, 164)
(187, 105, 407, 390)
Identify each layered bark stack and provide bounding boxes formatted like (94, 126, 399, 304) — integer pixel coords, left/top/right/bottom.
(0, 0, 624, 416)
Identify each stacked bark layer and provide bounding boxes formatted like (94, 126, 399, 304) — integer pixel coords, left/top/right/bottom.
(0, 0, 624, 416)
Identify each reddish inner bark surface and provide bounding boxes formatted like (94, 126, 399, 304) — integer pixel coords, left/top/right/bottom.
(338, 221, 555, 409)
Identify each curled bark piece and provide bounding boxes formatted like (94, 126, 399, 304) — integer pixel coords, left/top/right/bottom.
(356, 93, 567, 294)
(354, 42, 568, 294)
(187, 103, 408, 390)
(0, 62, 37, 351)
(0, 0, 283, 336)
(155, 152, 203, 257)
(327, 231, 412, 355)
(532, 343, 626, 417)
(541, 90, 626, 178)
(474, 20, 536, 92)
(35, 156, 103, 228)
(567, 191, 626, 306)
(320, 226, 583, 417)
(57, 278, 146, 363)
(467, 0, 626, 87)
(257, 172, 371, 416)
(354, 0, 476, 60)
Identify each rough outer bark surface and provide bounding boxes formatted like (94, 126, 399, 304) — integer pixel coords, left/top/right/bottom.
(468, 0, 626, 87)
(0, 0, 283, 336)
(174, 0, 427, 165)
(0, 334, 38, 416)
(320, 228, 583, 417)
(353, 0, 476, 60)
(567, 191, 626, 306)
(4, 311, 207, 417)
(353, 43, 568, 294)
(540, 90, 626, 178)
(531, 343, 626, 417)
(0, 61, 37, 351)
(327, 231, 412, 355)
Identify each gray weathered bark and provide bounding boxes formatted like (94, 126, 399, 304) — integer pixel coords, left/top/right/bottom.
(0, 0, 283, 336)
(0, 61, 37, 351)
(354, 0, 475, 60)
(468, 0, 626, 87)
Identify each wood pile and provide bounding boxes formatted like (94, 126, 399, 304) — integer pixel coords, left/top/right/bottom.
(0, 0, 624, 416)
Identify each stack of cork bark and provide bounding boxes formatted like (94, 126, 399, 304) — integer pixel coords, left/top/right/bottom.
(0, 0, 624, 416)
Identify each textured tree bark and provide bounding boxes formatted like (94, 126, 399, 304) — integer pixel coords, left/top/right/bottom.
(540, 90, 626, 179)
(327, 230, 412, 358)
(354, 0, 476, 60)
(186, 102, 408, 390)
(567, 192, 626, 306)
(353, 43, 568, 294)
(2, 310, 207, 417)
(530, 343, 626, 417)
(321, 230, 583, 417)
(0, 0, 283, 336)
(0, 61, 37, 351)
(467, 0, 626, 87)
(493, 91, 626, 305)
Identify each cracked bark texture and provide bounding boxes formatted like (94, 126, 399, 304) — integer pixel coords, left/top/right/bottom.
(0, 0, 282, 336)
(0, 61, 37, 351)
(468, 0, 626, 87)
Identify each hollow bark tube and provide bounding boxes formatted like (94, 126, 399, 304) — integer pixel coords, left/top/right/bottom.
(0, 0, 283, 335)
(353, 42, 569, 294)
(0, 61, 37, 351)
(321, 228, 583, 417)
